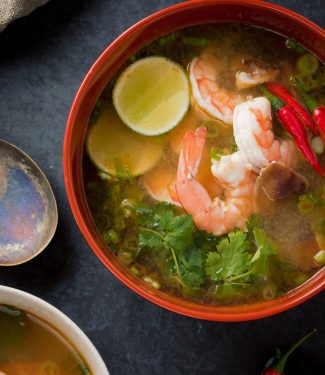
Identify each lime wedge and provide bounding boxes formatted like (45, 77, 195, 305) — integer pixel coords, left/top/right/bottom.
(86, 103, 164, 176)
(112, 57, 190, 136)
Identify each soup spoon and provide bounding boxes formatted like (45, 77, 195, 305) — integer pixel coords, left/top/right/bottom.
(0, 140, 58, 266)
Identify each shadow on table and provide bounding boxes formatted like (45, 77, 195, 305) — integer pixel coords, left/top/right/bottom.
(0, 0, 91, 60)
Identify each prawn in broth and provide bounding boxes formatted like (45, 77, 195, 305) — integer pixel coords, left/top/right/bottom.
(84, 24, 325, 306)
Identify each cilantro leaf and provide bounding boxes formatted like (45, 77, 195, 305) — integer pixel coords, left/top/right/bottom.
(152, 203, 175, 231)
(193, 230, 219, 253)
(249, 228, 276, 277)
(179, 246, 205, 288)
(165, 215, 194, 251)
(206, 231, 250, 282)
(139, 230, 165, 251)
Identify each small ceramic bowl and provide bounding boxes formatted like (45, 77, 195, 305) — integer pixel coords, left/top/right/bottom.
(0, 285, 109, 374)
(63, 0, 325, 321)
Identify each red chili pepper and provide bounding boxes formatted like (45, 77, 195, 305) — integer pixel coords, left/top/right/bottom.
(293, 77, 325, 141)
(261, 330, 316, 375)
(261, 86, 325, 177)
(313, 107, 325, 137)
(266, 81, 318, 135)
(262, 370, 281, 375)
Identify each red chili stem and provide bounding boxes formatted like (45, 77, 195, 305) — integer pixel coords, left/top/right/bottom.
(292, 77, 318, 112)
(266, 82, 318, 135)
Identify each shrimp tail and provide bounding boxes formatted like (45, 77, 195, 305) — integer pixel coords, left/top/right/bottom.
(181, 126, 207, 178)
(176, 127, 212, 215)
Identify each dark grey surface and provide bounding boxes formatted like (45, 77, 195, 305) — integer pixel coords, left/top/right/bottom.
(0, 0, 324, 374)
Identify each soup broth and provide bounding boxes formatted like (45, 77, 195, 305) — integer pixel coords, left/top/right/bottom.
(84, 24, 325, 306)
(0, 305, 91, 375)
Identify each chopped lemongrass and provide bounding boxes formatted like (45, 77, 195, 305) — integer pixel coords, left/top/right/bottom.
(183, 37, 210, 47)
(314, 250, 325, 266)
(311, 136, 324, 154)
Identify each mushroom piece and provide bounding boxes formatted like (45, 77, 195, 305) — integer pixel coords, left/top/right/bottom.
(254, 162, 308, 212)
(235, 58, 279, 90)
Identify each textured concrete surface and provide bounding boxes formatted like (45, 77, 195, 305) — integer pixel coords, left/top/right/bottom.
(0, 1, 324, 374)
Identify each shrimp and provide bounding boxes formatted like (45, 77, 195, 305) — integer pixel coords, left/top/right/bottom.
(176, 127, 255, 235)
(233, 97, 297, 172)
(235, 58, 279, 90)
(189, 53, 241, 125)
(143, 162, 180, 206)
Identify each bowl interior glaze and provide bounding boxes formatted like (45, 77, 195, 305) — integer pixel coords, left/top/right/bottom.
(64, 0, 325, 321)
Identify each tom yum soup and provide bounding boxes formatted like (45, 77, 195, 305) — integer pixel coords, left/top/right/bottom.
(0, 305, 91, 375)
(84, 24, 325, 305)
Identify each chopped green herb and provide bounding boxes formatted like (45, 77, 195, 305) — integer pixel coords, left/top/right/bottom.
(294, 73, 319, 92)
(136, 203, 206, 288)
(179, 245, 205, 288)
(250, 228, 277, 278)
(183, 37, 210, 47)
(285, 38, 305, 54)
(297, 53, 319, 75)
(206, 231, 250, 283)
(314, 250, 325, 266)
(113, 159, 134, 182)
(298, 192, 325, 214)
(210, 146, 228, 160)
(230, 143, 238, 152)
(206, 229, 276, 289)
(158, 32, 181, 46)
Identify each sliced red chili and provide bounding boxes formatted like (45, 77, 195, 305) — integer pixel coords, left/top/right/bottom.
(266, 81, 318, 135)
(261, 86, 325, 177)
(293, 77, 325, 141)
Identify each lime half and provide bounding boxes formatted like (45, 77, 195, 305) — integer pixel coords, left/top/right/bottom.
(113, 56, 190, 136)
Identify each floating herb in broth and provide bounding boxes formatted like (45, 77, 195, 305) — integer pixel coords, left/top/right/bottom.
(84, 23, 325, 306)
(0, 305, 91, 375)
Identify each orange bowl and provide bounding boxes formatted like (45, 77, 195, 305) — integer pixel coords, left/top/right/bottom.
(63, 0, 325, 321)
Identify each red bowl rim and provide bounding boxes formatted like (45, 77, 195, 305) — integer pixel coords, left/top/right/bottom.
(63, 0, 325, 321)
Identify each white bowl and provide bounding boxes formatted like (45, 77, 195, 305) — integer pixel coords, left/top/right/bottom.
(0, 285, 109, 374)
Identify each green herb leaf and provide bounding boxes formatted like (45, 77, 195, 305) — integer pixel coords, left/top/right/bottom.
(231, 143, 239, 152)
(206, 231, 250, 282)
(250, 229, 276, 277)
(165, 215, 195, 251)
(285, 38, 306, 54)
(139, 230, 165, 251)
(179, 246, 205, 288)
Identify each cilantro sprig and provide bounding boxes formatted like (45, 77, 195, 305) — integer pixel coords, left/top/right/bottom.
(136, 203, 209, 288)
(205, 229, 276, 289)
(136, 203, 276, 294)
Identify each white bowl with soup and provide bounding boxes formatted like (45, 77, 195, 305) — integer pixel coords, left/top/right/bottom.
(0, 285, 109, 375)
